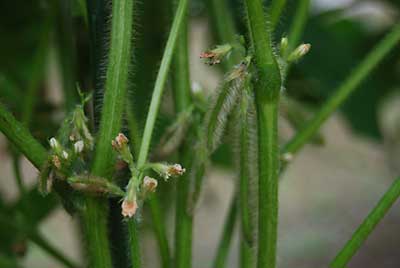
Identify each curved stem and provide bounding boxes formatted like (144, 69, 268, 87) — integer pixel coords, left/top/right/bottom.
(0, 102, 47, 169)
(331, 178, 400, 268)
(283, 23, 400, 156)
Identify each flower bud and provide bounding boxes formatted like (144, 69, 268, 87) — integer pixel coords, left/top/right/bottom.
(280, 37, 289, 56)
(167, 164, 186, 176)
(62, 151, 69, 160)
(49, 137, 60, 150)
(121, 198, 138, 218)
(288, 43, 311, 62)
(74, 140, 84, 153)
(52, 155, 61, 169)
(150, 163, 186, 180)
(143, 176, 158, 193)
(200, 44, 232, 65)
(112, 133, 129, 150)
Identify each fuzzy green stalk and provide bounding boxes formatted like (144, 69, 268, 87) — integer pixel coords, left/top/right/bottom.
(87, 0, 135, 267)
(270, 0, 287, 29)
(244, 0, 282, 268)
(0, 102, 47, 169)
(283, 23, 400, 156)
(92, 0, 134, 177)
(127, 219, 142, 268)
(331, 178, 400, 268)
(239, 91, 254, 268)
(136, 0, 189, 168)
(171, 2, 192, 267)
(286, 0, 310, 54)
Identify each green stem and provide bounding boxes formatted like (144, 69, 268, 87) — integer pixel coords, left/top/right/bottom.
(81, 198, 112, 268)
(286, 0, 310, 54)
(212, 197, 238, 268)
(256, 102, 279, 268)
(171, 2, 192, 267)
(270, 0, 287, 30)
(239, 92, 253, 268)
(331, 178, 400, 268)
(87, 1, 135, 267)
(136, 0, 189, 167)
(244, 0, 282, 268)
(12, 155, 26, 195)
(127, 220, 142, 268)
(283, 23, 400, 156)
(0, 102, 47, 169)
(92, 0, 135, 177)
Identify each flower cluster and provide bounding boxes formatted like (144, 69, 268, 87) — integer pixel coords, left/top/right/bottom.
(111, 133, 186, 218)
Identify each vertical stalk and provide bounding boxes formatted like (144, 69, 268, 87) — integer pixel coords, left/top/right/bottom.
(171, 1, 192, 267)
(86, 0, 135, 267)
(131, 0, 188, 266)
(270, 0, 287, 29)
(244, 1, 282, 268)
(238, 91, 254, 268)
(286, 0, 310, 54)
(331, 178, 400, 268)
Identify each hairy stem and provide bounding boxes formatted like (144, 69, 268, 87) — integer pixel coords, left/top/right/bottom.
(87, 1, 135, 267)
(286, 0, 310, 54)
(270, 0, 287, 29)
(283, 23, 400, 156)
(92, 0, 134, 177)
(127, 220, 142, 268)
(136, 0, 189, 167)
(0, 102, 47, 169)
(244, 0, 282, 268)
(239, 92, 254, 268)
(331, 178, 400, 268)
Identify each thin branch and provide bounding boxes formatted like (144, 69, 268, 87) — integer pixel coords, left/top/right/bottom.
(283, 23, 400, 156)
(331, 178, 400, 268)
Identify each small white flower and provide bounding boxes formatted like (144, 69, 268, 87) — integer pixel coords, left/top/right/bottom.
(167, 164, 186, 177)
(49, 137, 59, 149)
(74, 140, 84, 153)
(62, 151, 69, 160)
(288, 43, 311, 62)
